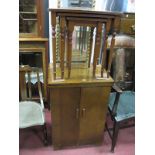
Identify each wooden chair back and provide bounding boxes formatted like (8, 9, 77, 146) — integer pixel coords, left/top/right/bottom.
(19, 65, 44, 108)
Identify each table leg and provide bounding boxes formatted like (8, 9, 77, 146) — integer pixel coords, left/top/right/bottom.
(51, 12, 56, 80)
(67, 22, 74, 78)
(60, 17, 65, 79)
(87, 27, 94, 68)
(93, 22, 102, 78)
(101, 20, 111, 77)
(107, 32, 116, 78)
(107, 17, 120, 78)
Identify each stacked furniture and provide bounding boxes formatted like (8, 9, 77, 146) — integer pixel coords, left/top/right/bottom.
(48, 8, 122, 149)
(19, 0, 49, 102)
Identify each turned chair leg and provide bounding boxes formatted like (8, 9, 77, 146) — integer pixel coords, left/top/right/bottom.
(111, 121, 119, 152)
(43, 123, 48, 146)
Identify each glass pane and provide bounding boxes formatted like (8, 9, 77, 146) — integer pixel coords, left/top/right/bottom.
(19, 52, 42, 69)
(19, 0, 38, 34)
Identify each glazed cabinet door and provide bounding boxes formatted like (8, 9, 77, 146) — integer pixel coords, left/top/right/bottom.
(51, 87, 80, 149)
(79, 86, 111, 145)
(19, 0, 43, 37)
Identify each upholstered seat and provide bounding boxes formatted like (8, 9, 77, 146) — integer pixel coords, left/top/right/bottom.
(19, 101, 45, 128)
(108, 91, 135, 122)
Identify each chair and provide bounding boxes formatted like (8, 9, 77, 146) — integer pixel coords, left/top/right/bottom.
(105, 29, 135, 152)
(19, 65, 48, 145)
(105, 83, 135, 152)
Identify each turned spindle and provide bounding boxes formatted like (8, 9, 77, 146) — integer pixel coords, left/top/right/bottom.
(101, 20, 111, 77)
(93, 22, 102, 78)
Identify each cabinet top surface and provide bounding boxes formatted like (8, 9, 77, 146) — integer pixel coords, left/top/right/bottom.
(49, 7, 122, 17)
(48, 64, 114, 87)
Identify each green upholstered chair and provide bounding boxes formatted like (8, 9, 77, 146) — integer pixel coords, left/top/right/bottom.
(105, 84, 135, 152)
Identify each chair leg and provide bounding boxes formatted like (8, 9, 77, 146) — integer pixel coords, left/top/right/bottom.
(111, 121, 119, 153)
(43, 123, 48, 146)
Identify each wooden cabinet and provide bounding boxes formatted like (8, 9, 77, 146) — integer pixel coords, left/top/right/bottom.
(19, 38, 48, 101)
(19, 1, 49, 106)
(48, 65, 113, 149)
(48, 8, 118, 149)
(50, 85, 111, 149)
(19, 0, 44, 37)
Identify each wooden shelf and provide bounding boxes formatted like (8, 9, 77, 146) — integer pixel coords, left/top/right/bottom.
(20, 11, 37, 14)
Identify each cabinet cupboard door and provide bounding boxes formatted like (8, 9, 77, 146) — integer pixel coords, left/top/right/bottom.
(79, 86, 111, 145)
(51, 87, 80, 148)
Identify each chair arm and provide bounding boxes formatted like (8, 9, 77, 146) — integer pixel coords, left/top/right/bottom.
(111, 84, 122, 116)
(112, 83, 123, 93)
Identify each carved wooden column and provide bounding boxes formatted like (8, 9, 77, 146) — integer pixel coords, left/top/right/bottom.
(93, 22, 102, 77)
(67, 21, 74, 78)
(60, 17, 65, 79)
(56, 17, 60, 62)
(87, 27, 94, 68)
(51, 12, 56, 80)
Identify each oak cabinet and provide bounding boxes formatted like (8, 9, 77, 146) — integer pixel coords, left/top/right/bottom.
(50, 85, 111, 149)
(48, 8, 118, 149)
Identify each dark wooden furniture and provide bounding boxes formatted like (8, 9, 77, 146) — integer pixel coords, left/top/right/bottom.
(48, 64, 114, 149)
(105, 13, 135, 152)
(19, 38, 49, 102)
(106, 84, 135, 152)
(49, 8, 122, 80)
(19, 0, 44, 37)
(19, 65, 48, 145)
